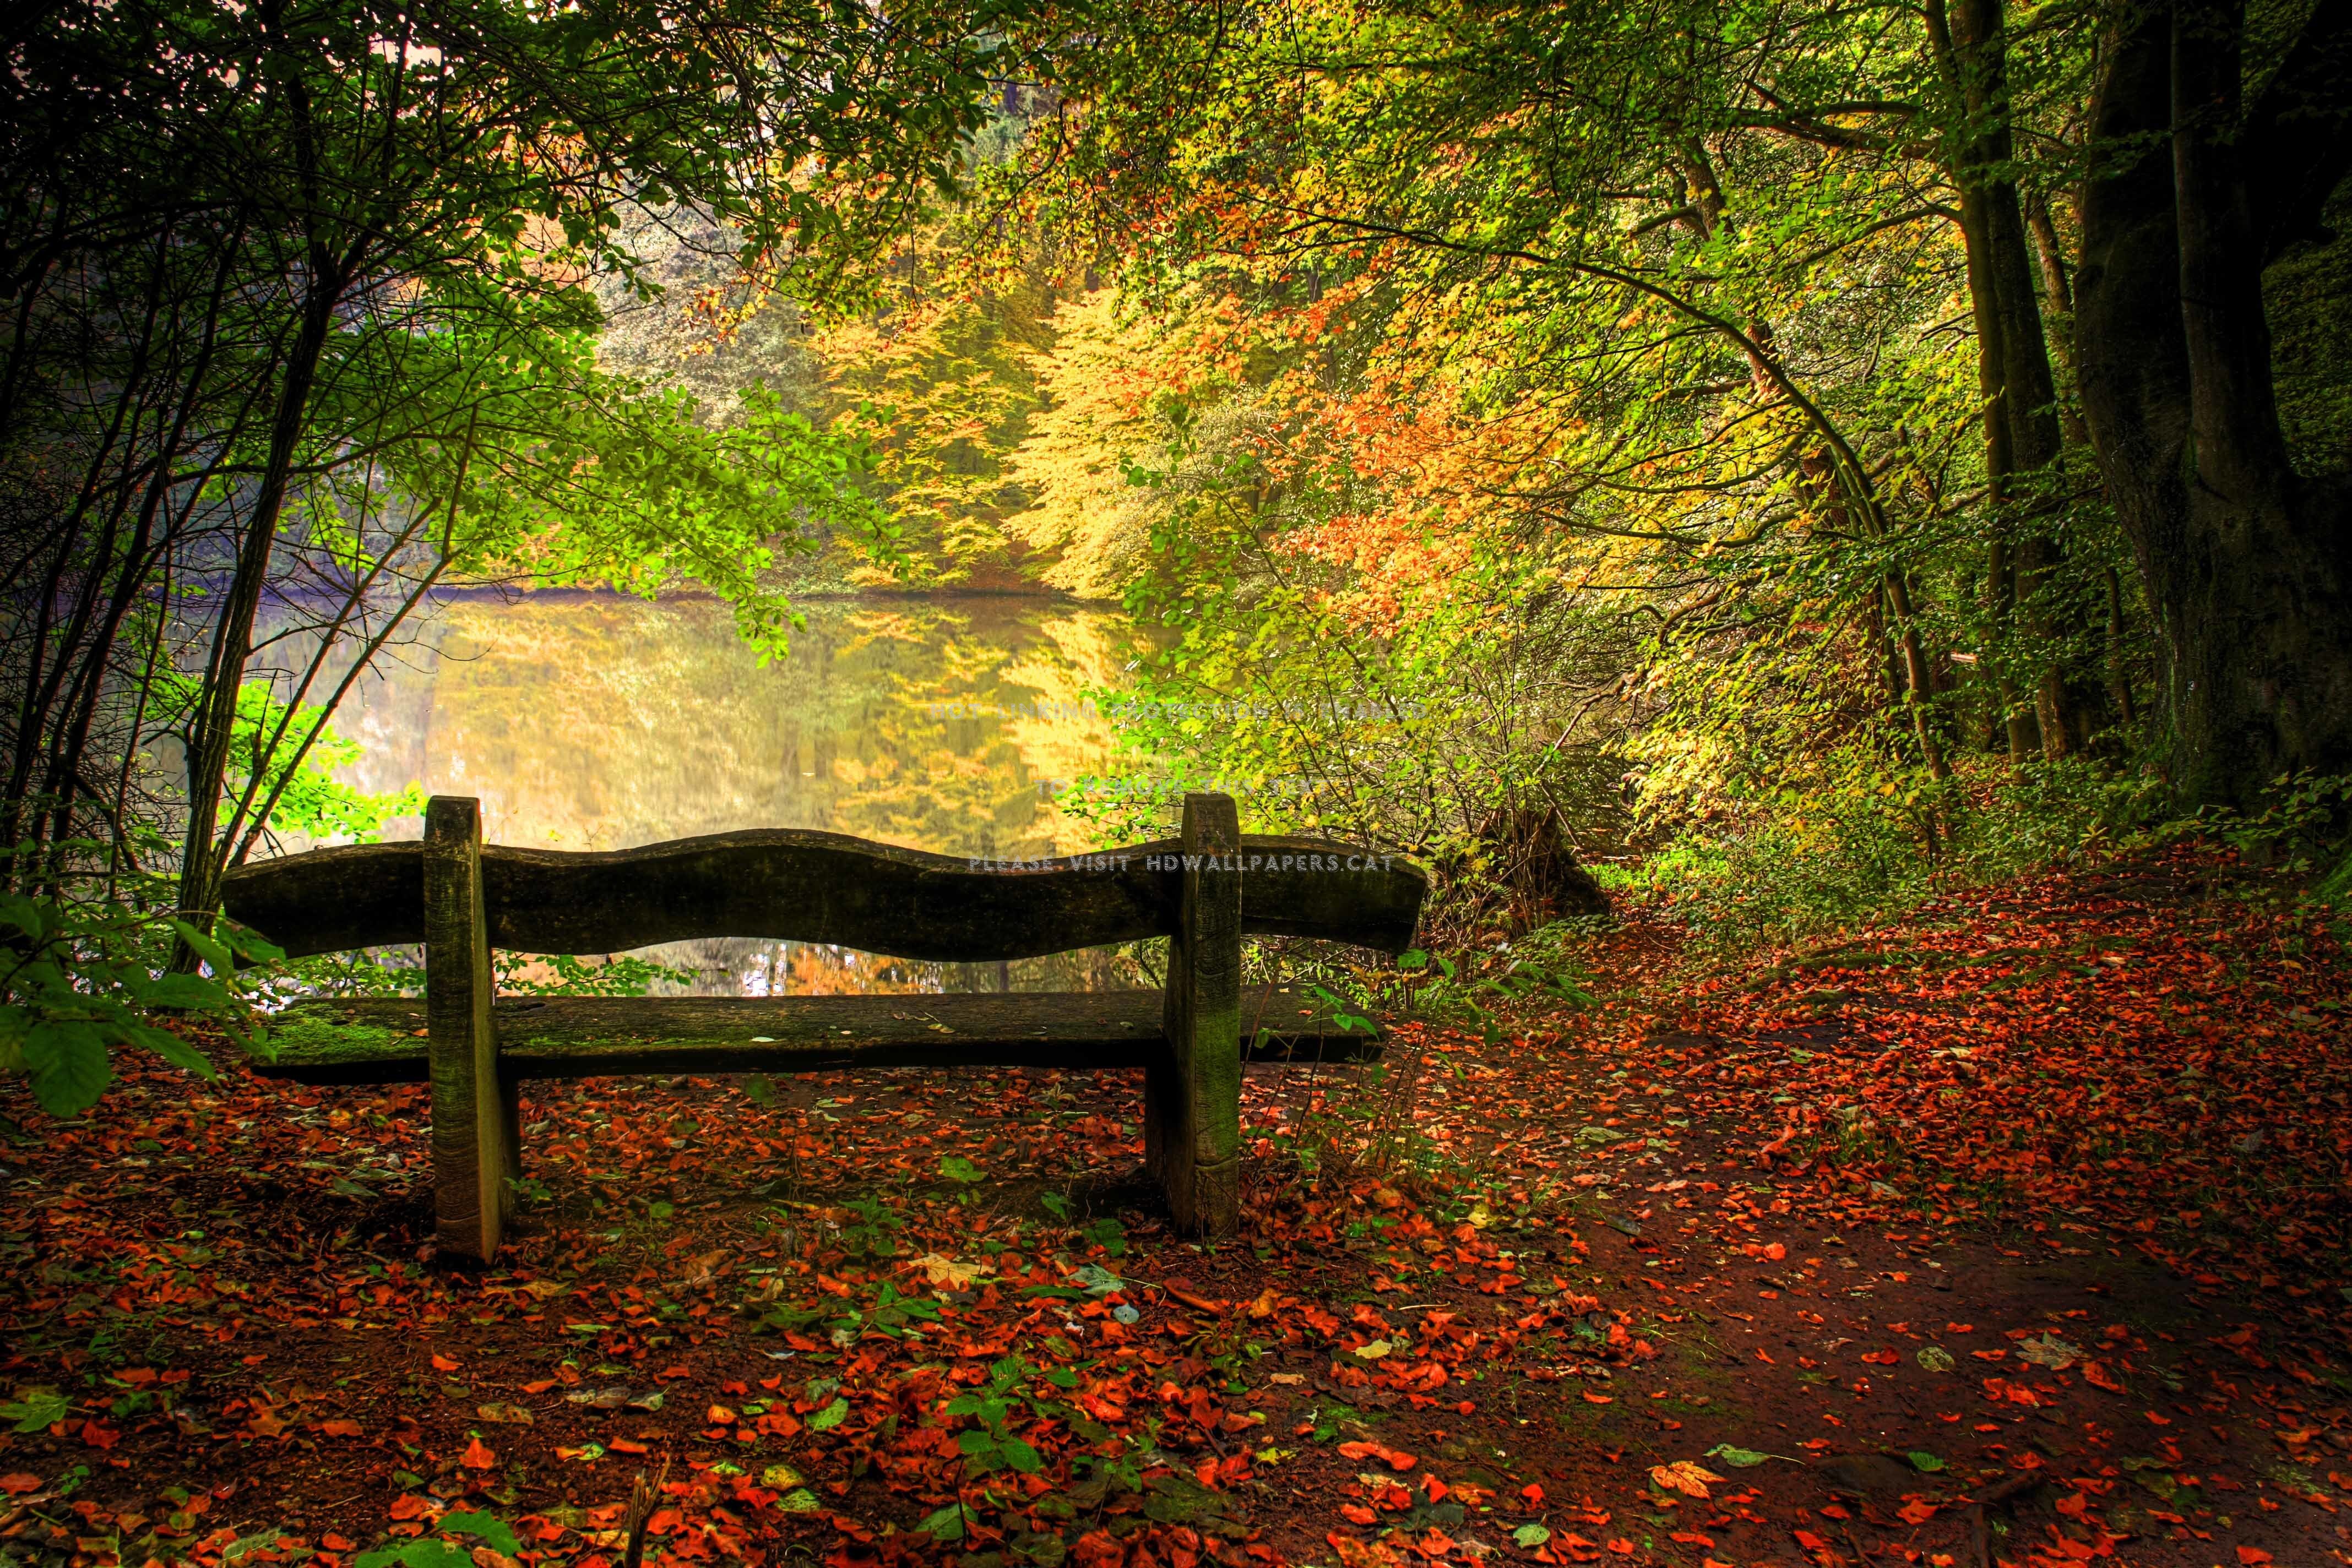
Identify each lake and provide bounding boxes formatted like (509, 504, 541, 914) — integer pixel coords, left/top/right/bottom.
(302, 590, 1154, 994)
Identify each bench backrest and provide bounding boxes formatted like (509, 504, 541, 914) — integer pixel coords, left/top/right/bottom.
(221, 802, 1428, 961)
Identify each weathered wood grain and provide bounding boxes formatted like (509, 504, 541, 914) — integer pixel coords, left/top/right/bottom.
(423, 797, 514, 1265)
(254, 986, 1382, 1084)
(1147, 794, 1243, 1237)
(221, 828, 1426, 961)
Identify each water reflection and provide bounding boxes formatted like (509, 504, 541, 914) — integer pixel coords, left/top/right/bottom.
(316, 590, 1154, 995)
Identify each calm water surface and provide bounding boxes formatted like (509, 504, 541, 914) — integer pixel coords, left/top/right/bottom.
(301, 590, 1152, 994)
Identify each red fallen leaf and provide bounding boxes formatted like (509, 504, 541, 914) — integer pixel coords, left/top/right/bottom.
(1338, 1440, 1416, 1471)
(432, 1354, 461, 1373)
(2082, 1360, 2127, 1393)
(2237, 1550, 2272, 1565)
(611, 1438, 650, 1455)
(1667, 1533, 1713, 1548)
(1792, 1529, 1830, 1551)
(2055, 1492, 2089, 1519)
(77, 1420, 118, 1450)
(322, 1536, 355, 1552)
(389, 1496, 432, 1521)
(315, 1419, 364, 1438)
(1582, 1391, 1612, 1404)
(1340, 1504, 1378, 1525)
(0, 1474, 41, 1495)
(645, 1509, 683, 1537)
(522, 1380, 558, 1395)
(1898, 1500, 1937, 1525)
(459, 1437, 495, 1469)
(1327, 1535, 1398, 1568)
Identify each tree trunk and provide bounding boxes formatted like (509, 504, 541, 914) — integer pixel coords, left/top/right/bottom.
(2074, 0, 2352, 808)
(1936, 0, 2106, 759)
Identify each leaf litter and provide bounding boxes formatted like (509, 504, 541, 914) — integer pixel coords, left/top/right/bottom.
(1, 846, 2348, 1567)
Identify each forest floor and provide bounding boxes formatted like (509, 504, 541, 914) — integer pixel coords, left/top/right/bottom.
(7, 846, 2352, 1568)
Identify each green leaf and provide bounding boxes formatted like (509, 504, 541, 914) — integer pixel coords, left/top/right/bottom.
(917, 1504, 966, 1542)
(1000, 1437, 1044, 1473)
(1906, 1451, 1946, 1473)
(22, 1022, 111, 1117)
(939, 1155, 981, 1183)
(0, 892, 49, 940)
(1512, 1526, 1550, 1549)
(136, 972, 234, 1011)
(355, 1542, 474, 1568)
(808, 1397, 849, 1432)
(2, 1391, 70, 1433)
(439, 1513, 521, 1555)
(1703, 1445, 1772, 1468)
(131, 1020, 219, 1077)
(169, 918, 234, 975)
(222, 924, 285, 964)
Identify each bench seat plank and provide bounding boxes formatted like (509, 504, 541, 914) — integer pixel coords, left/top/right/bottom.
(259, 986, 1383, 1085)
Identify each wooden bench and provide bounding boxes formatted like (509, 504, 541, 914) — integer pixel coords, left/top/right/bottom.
(221, 792, 1426, 1262)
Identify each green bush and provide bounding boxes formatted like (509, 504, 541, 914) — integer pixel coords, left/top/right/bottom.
(0, 864, 279, 1117)
(1624, 755, 2171, 951)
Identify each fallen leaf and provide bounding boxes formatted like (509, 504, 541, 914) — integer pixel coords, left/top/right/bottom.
(914, 1253, 984, 1291)
(1648, 1461, 1724, 1499)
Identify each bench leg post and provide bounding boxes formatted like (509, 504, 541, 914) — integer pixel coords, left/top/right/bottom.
(425, 796, 514, 1263)
(1148, 792, 1242, 1235)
